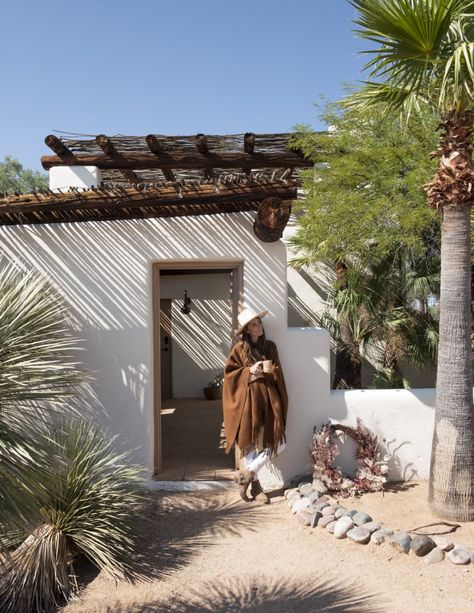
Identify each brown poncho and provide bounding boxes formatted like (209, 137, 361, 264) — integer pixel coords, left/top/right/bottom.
(222, 340, 288, 455)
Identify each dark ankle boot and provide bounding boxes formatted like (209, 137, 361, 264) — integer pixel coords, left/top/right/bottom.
(250, 479, 269, 504)
(234, 469, 254, 502)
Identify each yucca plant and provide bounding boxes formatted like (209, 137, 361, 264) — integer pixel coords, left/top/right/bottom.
(0, 418, 144, 613)
(0, 263, 87, 528)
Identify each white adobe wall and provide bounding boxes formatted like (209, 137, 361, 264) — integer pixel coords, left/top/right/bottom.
(0, 211, 329, 485)
(0, 165, 438, 485)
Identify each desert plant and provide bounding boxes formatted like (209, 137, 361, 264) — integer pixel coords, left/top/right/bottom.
(0, 418, 144, 613)
(0, 263, 87, 526)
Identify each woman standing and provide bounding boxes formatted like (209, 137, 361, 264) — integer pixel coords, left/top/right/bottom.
(222, 308, 288, 503)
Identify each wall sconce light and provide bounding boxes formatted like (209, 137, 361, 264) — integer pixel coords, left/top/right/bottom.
(181, 290, 192, 314)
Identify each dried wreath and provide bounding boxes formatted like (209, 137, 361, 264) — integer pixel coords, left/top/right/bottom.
(311, 419, 389, 497)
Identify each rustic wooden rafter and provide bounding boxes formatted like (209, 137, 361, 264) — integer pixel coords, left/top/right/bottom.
(96, 134, 140, 184)
(145, 134, 176, 182)
(44, 135, 77, 163)
(195, 134, 214, 180)
(41, 150, 312, 172)
(244, 132, 255, 154)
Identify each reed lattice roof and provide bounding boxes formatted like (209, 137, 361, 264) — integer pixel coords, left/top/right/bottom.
(1, 132, 310, 232)
(41, 131, 312, 184)
(0, 175, 297, 227)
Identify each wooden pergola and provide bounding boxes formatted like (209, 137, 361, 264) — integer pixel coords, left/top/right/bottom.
(1, 132, 312, 240)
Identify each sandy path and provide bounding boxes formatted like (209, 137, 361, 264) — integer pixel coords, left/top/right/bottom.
(64, 482, 473, 613)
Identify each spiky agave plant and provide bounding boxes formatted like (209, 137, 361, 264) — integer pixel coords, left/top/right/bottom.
(0, 262, 87, 527)
(0, 418, 144, 613)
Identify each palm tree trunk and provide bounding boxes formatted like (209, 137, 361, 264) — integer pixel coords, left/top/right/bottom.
(429, 206, 474, 520)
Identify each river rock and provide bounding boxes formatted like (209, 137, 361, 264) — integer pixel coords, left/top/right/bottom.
(347, 526, 371, 544)
(389, 531, 412, 554)
(362, 521, 381, 533)
(326, 520, 338, 534)
(333, 516, 354, 539)
(410, 535, 436, 557)
(322, 505, 336, 516)
(318, 514, 335, 528)
(299, 483, 314, 497)
(424, 547, 445, 565)
(352, 511, 372, 526)
(309, 490, 322, 503)
(310, 511, 323, 528)
(292, 497, 312, 514)
(447, 546, 471, 565)
(371, 528, 393, 545)
(431, 536, 454, 551)
(342, 509, 358, 519)
(284, 487, 299, 499)
(314, 500, 330, 512)
(312, 479, 328, 494)
(296, 509, 316, 527)
(334, 507, 348, 519)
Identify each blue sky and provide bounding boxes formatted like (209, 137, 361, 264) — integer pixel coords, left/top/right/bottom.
(1, 1, 365, 172)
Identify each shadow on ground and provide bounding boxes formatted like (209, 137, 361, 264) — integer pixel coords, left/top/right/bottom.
(105, 575, 383, 612)
(130, 490, 266, 581)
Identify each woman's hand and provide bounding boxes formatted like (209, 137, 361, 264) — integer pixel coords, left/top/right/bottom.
(249, 361, 263, 381)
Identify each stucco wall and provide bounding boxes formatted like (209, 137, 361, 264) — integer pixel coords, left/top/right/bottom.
(0, 209, 438, 486)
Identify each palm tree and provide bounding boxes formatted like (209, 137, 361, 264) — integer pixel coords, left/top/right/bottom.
(346, 0, 474, 520)
(319, 253, 439, 389)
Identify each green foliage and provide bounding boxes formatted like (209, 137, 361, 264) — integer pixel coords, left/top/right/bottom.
(317, 255, 439, 388)
(0, 419, 144, 613)
(208, 371, 224, 388)
(346, 0, 474, 115)
(0, 263, 143, 611)
(0, 263, 87, 527)
(290, 102, 439, 266)
(0, 156, 48, 194)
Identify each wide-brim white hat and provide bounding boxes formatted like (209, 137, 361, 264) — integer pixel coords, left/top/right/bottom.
(236, 308, 268, 336)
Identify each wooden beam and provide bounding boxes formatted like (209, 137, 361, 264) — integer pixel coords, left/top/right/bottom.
(243, 132, 255, 175)
(41, 151, 313, 171)
(1, 183, 297, 217)
(96, 134, 141, 184)
(253, 197, 292, 242)
(44, 135, 76, 163)
(244, 132, 255, 154)
(195, 134, 213, 179)
(145, 135, 176, 182)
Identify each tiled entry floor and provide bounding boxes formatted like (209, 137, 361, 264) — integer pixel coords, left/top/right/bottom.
(157, 398, 235, 480)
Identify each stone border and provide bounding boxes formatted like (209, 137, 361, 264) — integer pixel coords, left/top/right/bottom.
(285, 481, 474, 567)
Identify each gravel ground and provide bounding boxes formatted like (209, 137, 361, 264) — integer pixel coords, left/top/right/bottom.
(63, 481, 474, 613)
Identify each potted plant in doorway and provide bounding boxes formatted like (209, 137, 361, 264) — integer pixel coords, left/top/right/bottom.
(203, 372, 224, 400)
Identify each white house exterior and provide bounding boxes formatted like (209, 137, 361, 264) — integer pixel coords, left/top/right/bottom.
(0, 160, 439, 489)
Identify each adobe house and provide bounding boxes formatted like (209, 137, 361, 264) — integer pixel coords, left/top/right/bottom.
(0, 132, 436, 487)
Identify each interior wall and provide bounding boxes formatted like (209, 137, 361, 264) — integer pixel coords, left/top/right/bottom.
(160, 273, 232, 397)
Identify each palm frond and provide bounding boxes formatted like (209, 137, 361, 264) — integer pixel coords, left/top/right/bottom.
(347, 0, 474, 114)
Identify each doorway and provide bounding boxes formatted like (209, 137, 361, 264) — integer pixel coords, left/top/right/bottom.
(152, 260, 243, 478)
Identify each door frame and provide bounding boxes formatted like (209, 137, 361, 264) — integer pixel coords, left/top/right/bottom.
(152, 259, 244, 475)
